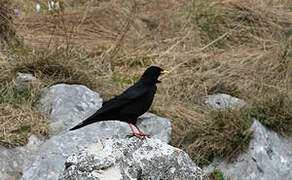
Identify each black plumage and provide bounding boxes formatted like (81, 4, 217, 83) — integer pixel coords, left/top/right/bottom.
(70, 66, 169, 138)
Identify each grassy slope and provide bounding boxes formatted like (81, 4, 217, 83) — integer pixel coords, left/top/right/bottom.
(1, 0, 292, 166)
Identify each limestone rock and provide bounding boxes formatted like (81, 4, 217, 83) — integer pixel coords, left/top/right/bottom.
(59, 137, 205, 180)
(204, 94, 292, 180)
(0, 146, 24, 180)
(17, 84, 172, 179)
(38, 84, 103, 135)
(38, 84, 172, 142)
(13, 72, 40, 89)
(0, 83, 173, 180)
(203, 93, 245, 109)
(205, 120, 292, 180)
(20, 113, 171, 180)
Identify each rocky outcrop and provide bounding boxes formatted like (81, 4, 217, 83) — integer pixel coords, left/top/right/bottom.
(38, 84, 172, 142)
(0, 83, 173, 180)
(20, 115, 171, 179)
(204, 94, 292, 180)
(59, 137, 204, 180)
(205, 120, 292, 180)
(21, 84, 172, 180)
(38, 84, 103, 135)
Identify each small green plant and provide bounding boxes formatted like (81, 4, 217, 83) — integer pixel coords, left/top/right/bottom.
(211, 169, 225, 180)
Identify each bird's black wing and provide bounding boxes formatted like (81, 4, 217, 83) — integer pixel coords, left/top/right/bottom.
(70, 82, 152, 130)
(99, 82, 151, 114)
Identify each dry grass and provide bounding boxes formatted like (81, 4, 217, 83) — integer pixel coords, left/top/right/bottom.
(0, 0, 20, 46)
(0, 103, 49, 148)
(0, 0, 292, 165)
(182, 107, 254, 166)
(250, 91, 292, 136)
(10, 47, 99, 88)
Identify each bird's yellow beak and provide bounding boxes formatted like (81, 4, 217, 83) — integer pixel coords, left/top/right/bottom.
(161, 70, 170, 74)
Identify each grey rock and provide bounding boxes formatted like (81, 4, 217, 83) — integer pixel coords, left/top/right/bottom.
(7, 57, 15, 63)
(21, 135, 44, 152)
(13, 72, 40, 89)
(0, 135, 44, 180)
(0, 84, 172, 180)
(204, 120, 292, 180)
(0, 135, 47, 180)
(20, 118, 169, 180)
(17, 84, 172, 180)
(38, 84, 172, 142)
(203, 93, 246, 109)
(38, 84, 103, 135)
(59, 137, 205, 180)
(0, 146, 24, 180)
(137, 113, 172, 143)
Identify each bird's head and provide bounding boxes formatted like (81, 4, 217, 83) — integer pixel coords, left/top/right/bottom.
(140, 66, 169, 84)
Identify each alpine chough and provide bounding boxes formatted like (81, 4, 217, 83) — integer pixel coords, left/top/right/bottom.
(70, 66, 169, 138)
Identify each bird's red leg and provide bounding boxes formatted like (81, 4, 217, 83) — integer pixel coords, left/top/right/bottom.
(134, 125, 150, 137)
(128, 123, 141, 138)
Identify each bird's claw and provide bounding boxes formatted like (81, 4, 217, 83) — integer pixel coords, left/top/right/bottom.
(127, 133, 150, 139)
(127, 133, 142, 139)
(139, 133, 150, 137)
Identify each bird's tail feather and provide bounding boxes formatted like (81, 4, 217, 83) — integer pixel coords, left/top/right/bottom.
(69, 115, 102, 131)
(69, 122, 87, 131)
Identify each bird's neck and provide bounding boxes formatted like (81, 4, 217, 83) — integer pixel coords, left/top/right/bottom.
(139, 78, 160, 85)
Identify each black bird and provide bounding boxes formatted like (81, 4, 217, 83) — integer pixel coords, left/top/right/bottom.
(70, 66, 169, 138)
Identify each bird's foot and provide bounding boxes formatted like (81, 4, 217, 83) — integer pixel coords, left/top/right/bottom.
(127, 133, 142, 139)
(138, 133, 150, 137)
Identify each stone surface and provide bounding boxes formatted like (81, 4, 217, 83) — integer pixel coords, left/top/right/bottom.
(204, 120, 292, 180)
(0, 83, 173, 180)
(203, 93, 246, 109)
(17, 84, 172, 180)
(204, 94, 292, 180)
(59, 137, 204, 180)
(20, 116, 170, 180)
(0, 135, 44, 180)
(38, 84, 103, 135)
(13, 72, 40, 89)
(0, 146, 24, 180)
(38, 84, 172, 142)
